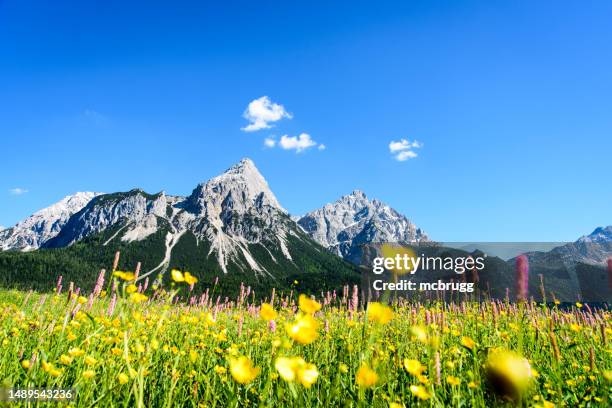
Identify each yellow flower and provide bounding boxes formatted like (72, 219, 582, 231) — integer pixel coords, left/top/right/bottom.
(274, 357, 319, 388)
(189, 350, 198, 363)
(356, 364, 378, 388)
(339, 363, 349, 373)
(68, 348, 85, 357)
(367, 302, 393, 324)
(49, 368, 62, 377)
(42, 361, 52, 372)
(461, 336, 476, 350)
(229, 356, 260, 384)
(129, 293, 148, 303)
(410, 326, 428, 344)
(111, 347, 122, 356)
(118, 373, 129, 384)
(447, 375, 461, 386)
(171, 269, 185, 282)
(77, 296, 88, 305)
(84, 356, 97, 366)
(286, 314, 319, 345)
(569, 323, 581, 332)
(410, 385, 431, 400)
(260, 303, 277, 321)
(575, 302, 583, 308)
(485, 349, 534, 400)
(389, 403, 404, 408)
(82, 370, 95, 380)
(468, 381, 478, 389)
(113, 271, 135, 281)
(59, 354, 73, 365)
(135, 343, 145, 353)
(126, 284, 137, 294)
(21, 360, 30, 369)
(403, 359, 425, 376)
(298, 294, 322, 314)
(214, 365, 227, 375)
(184, 272, 198, 285)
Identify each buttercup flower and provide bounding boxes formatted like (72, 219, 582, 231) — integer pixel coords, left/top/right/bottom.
(229, 356, 260, 384)
(367, 302, 393, 324)
(299, 294, 322, 314)
(356, 364, 378, 388)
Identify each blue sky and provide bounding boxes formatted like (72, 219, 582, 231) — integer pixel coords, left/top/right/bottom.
(1, 0, 611, 241)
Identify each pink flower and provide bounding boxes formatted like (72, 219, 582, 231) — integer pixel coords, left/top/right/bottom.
(516, 254, 529, 301)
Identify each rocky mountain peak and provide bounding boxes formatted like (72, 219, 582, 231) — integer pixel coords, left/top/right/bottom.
(298, 190, 427, 259)
(0, 192, 102, 251)
(577, 226, 612, 243)
(188, 158, 283, 213)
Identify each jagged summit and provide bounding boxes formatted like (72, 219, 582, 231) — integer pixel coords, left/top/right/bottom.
(188, 158, 283, 213)
(578, 226, 612, 243)
(298, 190, 427, 259)
(0, 192, 102, 251)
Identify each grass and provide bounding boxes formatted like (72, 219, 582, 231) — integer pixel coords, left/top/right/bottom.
(0, 274, 609, 407)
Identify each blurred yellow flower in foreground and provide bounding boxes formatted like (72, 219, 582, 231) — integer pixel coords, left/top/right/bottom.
(403, 359, 425, 376)
(410, 326, 428, 344)
(275, 357, 319, 388)
(299, 294, 321, 314)
(229, 356, 260, 384)
(461, 336, 476, 350)
(286, 314, 319, 345)
(356, 365, 378, 388)
(260, 303, 277, 321)
(485, 349, 534, 400)
(410, 385, 431, 400)
(367, 302, 393, 324)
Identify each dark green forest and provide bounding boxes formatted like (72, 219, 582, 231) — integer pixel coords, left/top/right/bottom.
(0, 226, 360, 299)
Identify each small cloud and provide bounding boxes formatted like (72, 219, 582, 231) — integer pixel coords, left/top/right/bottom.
(389, 139, 422, 161)
(241, 96, 292, 132)
(9, 188, 29, 195)
(279, 133, 322, 153)
(263, 137, 277, 148)
(318, 144, 326, 151)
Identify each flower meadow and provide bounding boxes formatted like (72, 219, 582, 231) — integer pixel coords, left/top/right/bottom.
(0, 257, 610, 407)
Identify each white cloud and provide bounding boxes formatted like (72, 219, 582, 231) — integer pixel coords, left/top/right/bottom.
(279, 133, 320, 153)
(263, 137, 277, 148)
(241, 96, 292, 132)
(318, 144, 326, 151)
(9, 188, 29, 195)
(388, 138, 422, 161)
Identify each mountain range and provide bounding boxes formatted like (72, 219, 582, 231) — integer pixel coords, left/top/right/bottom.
(0, 159, 427, 294)
(0, 158, 609, 300)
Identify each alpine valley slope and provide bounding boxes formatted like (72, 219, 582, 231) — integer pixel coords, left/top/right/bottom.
(0, 159, 359, 295)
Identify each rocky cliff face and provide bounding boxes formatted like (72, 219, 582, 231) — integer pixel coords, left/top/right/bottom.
(297, 190, 427, 260)
(0, 192, 101, 251)
(41, 159, 300, 276)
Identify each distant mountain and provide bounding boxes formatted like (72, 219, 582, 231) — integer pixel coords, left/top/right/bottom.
(0, 192, 102, 251)
(297, 190, 427, 262)
(0, 159, 359, 294)
(506, 227, 612, 302)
